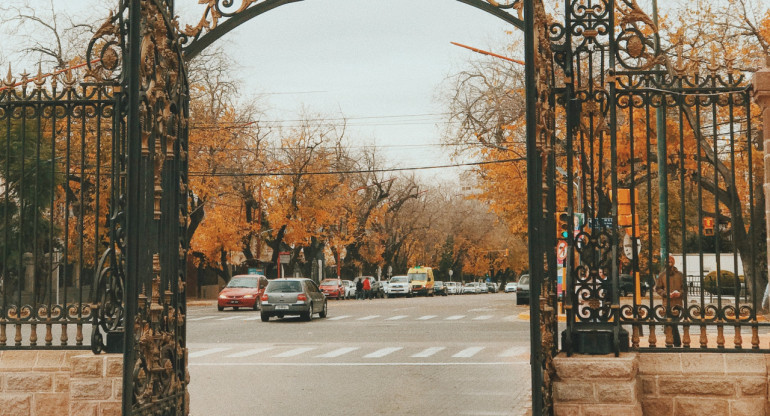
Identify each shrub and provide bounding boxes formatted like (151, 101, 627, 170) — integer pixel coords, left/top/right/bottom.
(703, 270, 743, 296)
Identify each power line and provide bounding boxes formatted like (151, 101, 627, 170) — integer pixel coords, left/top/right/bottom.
(188, 157, 525, 177)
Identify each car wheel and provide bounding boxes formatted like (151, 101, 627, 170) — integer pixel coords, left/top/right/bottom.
(217, 305, 224, 311)
(319, 301, 328, 318)
(302, 305, 312, 321)
(252, 301, 259, 311)
(260, 312, 270, 322)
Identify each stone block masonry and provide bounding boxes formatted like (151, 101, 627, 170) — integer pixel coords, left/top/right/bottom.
(0, 351, 121, 416)
(553, 352, 770, 416)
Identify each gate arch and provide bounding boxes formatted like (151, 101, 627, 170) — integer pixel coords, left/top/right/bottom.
(103, 1, 535, 415)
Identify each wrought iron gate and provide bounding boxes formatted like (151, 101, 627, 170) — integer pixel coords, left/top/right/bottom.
(88, 0, 190, 414)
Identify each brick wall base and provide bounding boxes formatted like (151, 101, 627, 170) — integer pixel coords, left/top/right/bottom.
(0, 351, 121, 416)
(553, 352, 769, 416)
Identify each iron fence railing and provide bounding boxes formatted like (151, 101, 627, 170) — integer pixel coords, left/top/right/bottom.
(0, 71, 116, 349)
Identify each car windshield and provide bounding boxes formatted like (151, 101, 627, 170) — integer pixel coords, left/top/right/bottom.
(390, 276, 407, 283)
(409, 273, 427, 281)
(320, 280, 340, 286)
(266, 280, 302, 293)
(519, 276, 530, 285)
(226, 277, 259, 288)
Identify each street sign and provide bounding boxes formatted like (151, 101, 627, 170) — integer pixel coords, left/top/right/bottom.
(279, 252, 291, 264)
(556, 240, 568, 261)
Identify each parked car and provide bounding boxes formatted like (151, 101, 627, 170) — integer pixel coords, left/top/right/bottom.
(516, 274, 530, 305)
(445, 281, 460, 295)
(217, 274, 268, 311)
(619, 274, 651, 297)
(434, 281, 448, 296)
(504, 282, 517, 293)
(319, 278, 345, 299)
(478, 282, 489, 293)
(260, 278, 327, 321)
(386, 275, 411, 297)
(463, 282, 479, 294)
(342, 280, 356, 299)
(486, 282, 498, 293)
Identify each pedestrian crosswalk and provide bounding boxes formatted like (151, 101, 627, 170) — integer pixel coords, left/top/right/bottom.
(186, 313, 519, 323)
(187, 344, 529, 362)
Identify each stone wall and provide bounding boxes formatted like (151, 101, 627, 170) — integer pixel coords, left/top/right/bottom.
(0, 350, 122, 416)
(553, 352, 770, 416)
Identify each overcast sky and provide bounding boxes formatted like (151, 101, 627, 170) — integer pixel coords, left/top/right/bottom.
(5, 1, 521, 180)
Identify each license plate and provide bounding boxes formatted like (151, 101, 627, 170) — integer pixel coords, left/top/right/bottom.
(275, 305, 289, 310)
(228, 300, 238, 304)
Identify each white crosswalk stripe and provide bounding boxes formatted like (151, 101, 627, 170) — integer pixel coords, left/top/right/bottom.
(226, 347, 274, 358)
(217, 315, 247, 321)
(472, 315, 493, 320)
(364, 347, 403, 358)
(445, 315, 465, 320)
(274, 347, 317, 358)
(417, 315, 437, 320)
(357, 315, 380, 321)
(453, 347, 485, 358)
(189, 347, 231, 358)
(411, 347, 445, 358)
(328, 315, 350, 321)
(386, 315, 408, 321)
(187, 316, 215, 321)
(316, 347, 360, 358)
(499, 347, 528, 357)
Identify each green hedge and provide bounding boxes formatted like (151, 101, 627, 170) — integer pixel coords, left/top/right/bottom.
(703, 270, 744, 296)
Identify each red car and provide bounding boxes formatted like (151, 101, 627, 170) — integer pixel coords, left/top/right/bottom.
(319, 278, 346, 299)
(218, 274, 268, 311)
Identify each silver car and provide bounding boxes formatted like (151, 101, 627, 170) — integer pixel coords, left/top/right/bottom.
(260, 278, 328, 321)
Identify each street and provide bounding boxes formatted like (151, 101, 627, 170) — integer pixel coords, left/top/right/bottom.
(187, 292, 532, 415)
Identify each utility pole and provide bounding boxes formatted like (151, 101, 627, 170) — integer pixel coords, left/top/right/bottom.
(653, 0, 669, 266)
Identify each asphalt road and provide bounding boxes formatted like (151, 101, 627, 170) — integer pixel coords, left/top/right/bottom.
(186, 291, 532, 416)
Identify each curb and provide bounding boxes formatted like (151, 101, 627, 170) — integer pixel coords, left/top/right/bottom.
(518, 312, 567, 322)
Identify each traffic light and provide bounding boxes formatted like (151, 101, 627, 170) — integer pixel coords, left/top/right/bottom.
(617, 188, 633, 227)
(557, 212, 570, 239)
(703, 217, 715, 236)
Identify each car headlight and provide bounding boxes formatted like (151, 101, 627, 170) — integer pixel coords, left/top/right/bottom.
(243, 295, 254, 299)
(218, 294, 227, 299)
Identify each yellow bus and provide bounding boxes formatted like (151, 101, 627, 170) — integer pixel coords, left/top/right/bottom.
(407, 266, 435, 296)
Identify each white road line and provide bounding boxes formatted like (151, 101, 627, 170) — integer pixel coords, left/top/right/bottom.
(217, 315, 247, 321)
(273, 347, 317, 358)
(328, 315, 350, 321)
(445, 315, 466, 320)
(191, 362, 515, 367)
(187, 316, 215, 322)
(364, 347, 403, 358)
(226, 347, 274, 358)
(472, 315, 493, 320)
(411, 347, 445, 358)
(453, 347, 485, 358)
(499, 347, 528, 357)
(386, 315, 408, 321)
(357, 315, 381, 321)
(417, 315, 437, 320)
(244, 316, 263, 321)
(316, 347, 360, 358)
(188, 347, 231, 358)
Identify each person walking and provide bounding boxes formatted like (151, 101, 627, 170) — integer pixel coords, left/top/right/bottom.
(656, 255, 684, 347)
(362, 277, 372, 300)
(356, 278, 364, 300)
